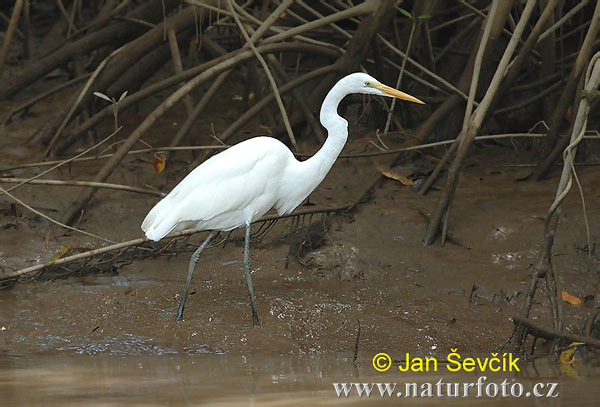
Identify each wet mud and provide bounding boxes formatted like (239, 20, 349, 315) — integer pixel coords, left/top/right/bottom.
(1, 88, 599, 358)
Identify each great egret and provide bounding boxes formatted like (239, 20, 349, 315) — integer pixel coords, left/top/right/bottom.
(142, 72, 423, 324)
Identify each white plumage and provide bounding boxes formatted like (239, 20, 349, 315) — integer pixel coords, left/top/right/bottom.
(142, 137, 293, 240)
(141, 72, 423, 323)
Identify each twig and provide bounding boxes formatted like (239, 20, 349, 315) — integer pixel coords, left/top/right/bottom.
(59, 46, 333, 226)
(424, 0, 535, 245)
(546, 53, 600, 258)
(3, 73, 92, 126)
(296, 0, 352, 39)
(463, 0, 498, 136)
(422, 0, 501, 223)
(58, 43, 338, 155)
(43, 46, 125, 158)
(0, 178, 163, 197)
(458, 0, 537, 59)
(112, 15, 157, 28)
(383, 14, 415, 133)
(379, 55, 447, 95)
(231, 8, 325, 143)
(0, 145, 227, 172)
(0, 186, 114, 244)
(434, 18, 480, 63)
(512, 315, 600, 349)
(517, 52, 600, 351)
(55, 0, 77, 34)
(377, 35, 474, 104)
(494, 80, 563, 115)
(211, 64, 337, 152)
(2, 201, 354, 280)
(538, 0, 590, 43)
(430, 10, 480, 33)
(536, 0, 600, 179)
(167, 27, 195, 117)
(228, 0, 298, 150)
(1, 127, 121, 196)
(261, 0, 375, 45)
(232, 2, 343, 53)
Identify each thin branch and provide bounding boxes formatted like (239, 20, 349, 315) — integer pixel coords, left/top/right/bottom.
(43, 46, 125, 158)
(228, 0, 297, 150)
(512, 315, 600, 349)
(0, 186, 114, 244)
(2, 127, 121, 196)
(0, 178, 163, 197)
(538, 0, 590, 43)
(1, 202, 353, 280)
(383, 17, 416, 133)
(3, 73, 92, 126)
(377, 35, 474, 104)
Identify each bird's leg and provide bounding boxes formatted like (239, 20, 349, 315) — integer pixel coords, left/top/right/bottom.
(243, 222, 261, 326)
(177, 231, 216, 321)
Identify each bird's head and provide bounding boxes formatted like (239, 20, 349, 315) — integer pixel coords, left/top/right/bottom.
(341, 72, 424, 104)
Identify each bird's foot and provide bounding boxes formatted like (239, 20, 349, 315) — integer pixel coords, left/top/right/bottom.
(252, 311, 262, 328)
(176, 299, 186, 321)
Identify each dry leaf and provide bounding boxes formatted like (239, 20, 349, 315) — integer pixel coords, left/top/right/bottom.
(565, 105, 572, 122)
(377, 166, 413, 186)
(558, 342, 584, 365)
(48, 244, 74, 263)
(152, 153, 166, 173)
(561, 291, 582, 305)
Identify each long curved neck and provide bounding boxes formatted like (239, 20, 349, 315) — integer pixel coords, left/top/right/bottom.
(276, 81, 351, 214)
(299, 83, 349, 182)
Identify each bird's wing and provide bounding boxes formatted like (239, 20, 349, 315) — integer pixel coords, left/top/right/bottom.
(142, 137, 290, 240)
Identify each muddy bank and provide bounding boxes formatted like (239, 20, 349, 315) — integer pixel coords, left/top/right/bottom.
(2, 132, 599, 355)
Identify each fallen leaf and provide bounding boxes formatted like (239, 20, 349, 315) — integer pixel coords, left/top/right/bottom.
(152, 153, 166, 173)
(558, 342, 585, 365)
(561, 291, 582, 305)
(377, 165, 413, 186)
(48, 244, 74, 263)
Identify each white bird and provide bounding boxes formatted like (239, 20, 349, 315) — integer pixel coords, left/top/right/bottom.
(142, 72, 424, 324)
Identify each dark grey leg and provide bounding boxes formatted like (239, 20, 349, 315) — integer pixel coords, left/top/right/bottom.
(244, 222, 261, 326)
(177, 231, 216, 321)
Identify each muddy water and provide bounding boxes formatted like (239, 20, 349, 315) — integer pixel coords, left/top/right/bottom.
(1, 353, 600, 406)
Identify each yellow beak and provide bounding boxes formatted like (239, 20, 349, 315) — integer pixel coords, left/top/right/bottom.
(376, 84, 424, 104)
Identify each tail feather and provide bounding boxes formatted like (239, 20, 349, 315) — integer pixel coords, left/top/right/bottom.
(142, 198, 179, 242)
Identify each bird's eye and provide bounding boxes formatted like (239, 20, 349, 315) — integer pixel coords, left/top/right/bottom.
(365, 81, 371, 87)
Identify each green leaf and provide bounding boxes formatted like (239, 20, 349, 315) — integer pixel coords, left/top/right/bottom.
(418, 14, 432, 19)
(398, 7, 413, 19)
